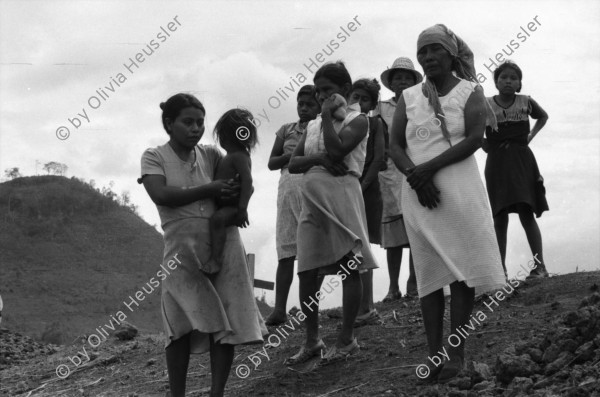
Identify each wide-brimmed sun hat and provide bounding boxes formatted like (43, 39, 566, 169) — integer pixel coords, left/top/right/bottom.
(380, 57, 423, 91)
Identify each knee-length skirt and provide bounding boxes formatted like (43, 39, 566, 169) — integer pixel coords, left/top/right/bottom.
(296, 169, 378, 274)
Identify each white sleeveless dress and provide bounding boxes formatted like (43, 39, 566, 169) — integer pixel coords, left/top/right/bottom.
(296, 103, 378, 273)
(401, 80, 505, 297)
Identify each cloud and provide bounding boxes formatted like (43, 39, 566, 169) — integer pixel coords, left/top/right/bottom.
(1, 0, 599, 305)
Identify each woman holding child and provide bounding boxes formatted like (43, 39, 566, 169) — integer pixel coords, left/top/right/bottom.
(286, 62, 378, 365)
(139, 93, 266, 397)
(389, 25, 506, 382)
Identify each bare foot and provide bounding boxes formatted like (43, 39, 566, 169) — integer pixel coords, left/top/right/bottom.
(201, 257, 221, 274)
(265, 311, 287, 326)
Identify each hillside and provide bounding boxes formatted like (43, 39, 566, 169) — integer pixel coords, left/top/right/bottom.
(0, 176, 165, 344)
(1, 271, 599, 396)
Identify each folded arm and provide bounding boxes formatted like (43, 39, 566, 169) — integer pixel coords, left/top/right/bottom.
(321, 112, 368, 162)
(289, 128, 348, 176)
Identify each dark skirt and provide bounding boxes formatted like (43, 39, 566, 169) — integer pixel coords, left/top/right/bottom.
(484, 144, 549, 218)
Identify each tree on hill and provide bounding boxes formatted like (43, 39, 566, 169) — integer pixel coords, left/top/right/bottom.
(43, 162, 68, 176)
(4, 167, 22, 180)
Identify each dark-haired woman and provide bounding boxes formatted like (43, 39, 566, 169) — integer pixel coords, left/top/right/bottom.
(389, 26, 505, 382)
(138, 93, 266, 397)
(286, 62, 378, 365)
(265, 85, 321, 326)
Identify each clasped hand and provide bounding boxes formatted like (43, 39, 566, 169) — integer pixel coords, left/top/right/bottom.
(406, 165, 440, 209)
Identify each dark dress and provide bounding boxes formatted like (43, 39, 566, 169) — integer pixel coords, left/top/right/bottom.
(359, 116, 385, 244)
(484, 95, 549, 218)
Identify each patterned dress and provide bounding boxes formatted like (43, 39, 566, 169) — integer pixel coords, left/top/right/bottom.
(484, 95, 549, 218)
(401, 80, 506, 297)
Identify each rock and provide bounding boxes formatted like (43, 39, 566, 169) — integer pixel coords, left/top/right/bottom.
(147, 358, 157, 366)
(554, 368, 570, 380)
(495, 353, 541, 384)
(114, 322, 138, 341)
(506, 377, 534, 396)
(558, 339, 579, 353)
(15, 381, 29, 394)
(465, 361, 492, 384)
(503, 345, 516, 355)
(446, 391, 467, 397)
(566, 308, 593, 330)
(533, 377, 553, 389)
(579, 292, 600, 307)
(542, 344, 561, 364)
(527, 348, 544, 363)
(544, 351, 574, 376)
(471, 380, 494, 392)
(574, 341, 596, 363)
(514, 341, 529, 355)
(466, 392, 490, 397)
(448, 376, 471, 390)
(417, 389, 440, 397)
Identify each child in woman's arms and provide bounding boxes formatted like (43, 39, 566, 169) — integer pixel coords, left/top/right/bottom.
(203, 108, 258, 274)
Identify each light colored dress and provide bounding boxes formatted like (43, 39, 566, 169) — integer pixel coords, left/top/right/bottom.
(296, 103, 378, 274)
(402, 80, 505, 297)
(275, 121, 305, 260)
(373, 98, 410, 248)
(140, 143, 267, 353)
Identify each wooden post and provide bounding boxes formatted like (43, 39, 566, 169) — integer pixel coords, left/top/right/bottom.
(246, 253, 274, 290)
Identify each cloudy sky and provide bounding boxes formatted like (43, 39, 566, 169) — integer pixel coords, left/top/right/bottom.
(1, 0, 599, 308)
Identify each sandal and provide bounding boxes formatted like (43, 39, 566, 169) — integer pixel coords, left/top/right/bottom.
(284, 340, 326, 366)
(353, 309, 381, 328)
(319, 338, 359, 365)
(382, 291, 402, 303)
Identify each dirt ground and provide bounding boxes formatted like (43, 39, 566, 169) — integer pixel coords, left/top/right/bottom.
(1, 270, 599, 397)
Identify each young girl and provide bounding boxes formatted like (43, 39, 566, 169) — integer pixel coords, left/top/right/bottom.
(265, 85, 321, 326)
(204, 108, 258, 274)
(483, 61, 549, 279)
(348, 78, 385, 326)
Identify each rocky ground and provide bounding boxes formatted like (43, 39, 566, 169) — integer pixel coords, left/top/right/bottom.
(1, 271, 599, 396)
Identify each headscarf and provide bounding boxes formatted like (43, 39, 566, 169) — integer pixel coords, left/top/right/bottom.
(417, 24, 497, 146)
